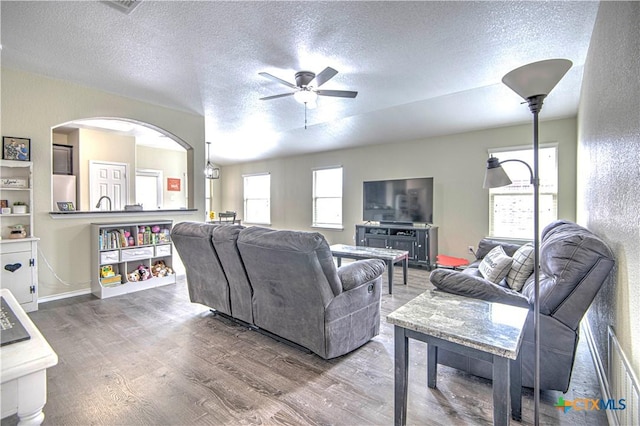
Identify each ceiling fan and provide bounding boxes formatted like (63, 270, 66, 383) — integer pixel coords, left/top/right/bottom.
(259, 67, 358, 105)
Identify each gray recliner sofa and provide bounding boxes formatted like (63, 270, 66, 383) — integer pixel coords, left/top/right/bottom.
(429, 220, 614, 392)
(171, 222, 386, 359)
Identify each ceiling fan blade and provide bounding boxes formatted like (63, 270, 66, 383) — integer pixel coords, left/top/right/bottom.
(259, 72, 298, 89)
(313, 67, 338, 87)
(259, 92, 296, 101)
(317, 89, 358, 98)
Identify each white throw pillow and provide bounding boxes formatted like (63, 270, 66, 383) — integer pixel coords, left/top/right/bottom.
(506, 243, 535, 291)
(478, 246, 513, 284)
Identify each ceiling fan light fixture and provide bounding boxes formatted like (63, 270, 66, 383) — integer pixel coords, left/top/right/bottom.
(294, 90, 318, 105)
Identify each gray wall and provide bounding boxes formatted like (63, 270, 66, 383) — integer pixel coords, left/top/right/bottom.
(578, 1, 640, 382)
(220, 117, 577, 261)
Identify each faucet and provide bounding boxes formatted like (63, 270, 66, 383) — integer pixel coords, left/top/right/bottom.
(96, 195, 112, 211)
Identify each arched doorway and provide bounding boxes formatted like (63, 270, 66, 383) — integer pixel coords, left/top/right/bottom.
(51, 118, 192, 211)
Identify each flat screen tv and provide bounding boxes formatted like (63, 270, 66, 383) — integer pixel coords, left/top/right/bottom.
(363, 177, 434, 225)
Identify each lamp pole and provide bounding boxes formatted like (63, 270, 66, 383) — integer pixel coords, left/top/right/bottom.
(527, 94, 544, 426)
(501, 59, 571, 425)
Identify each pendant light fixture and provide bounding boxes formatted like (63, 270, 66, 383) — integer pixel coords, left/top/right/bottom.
(204, 141, 219, 179)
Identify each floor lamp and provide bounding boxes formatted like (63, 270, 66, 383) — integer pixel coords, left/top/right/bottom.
(483, 58, 572, 425)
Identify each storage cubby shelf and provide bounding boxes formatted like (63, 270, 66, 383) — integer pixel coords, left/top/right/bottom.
(90, 220, 175, 299)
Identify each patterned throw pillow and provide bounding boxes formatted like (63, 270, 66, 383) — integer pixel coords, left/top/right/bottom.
(506, 243, 535, 291)
(478, 245, 513, 284)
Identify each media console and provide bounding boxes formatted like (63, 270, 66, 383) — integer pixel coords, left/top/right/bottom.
(355, 223, 438, 270)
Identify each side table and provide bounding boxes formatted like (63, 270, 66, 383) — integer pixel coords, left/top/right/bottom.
(387, 290, 528, 426)
(1, 289, 58, 425)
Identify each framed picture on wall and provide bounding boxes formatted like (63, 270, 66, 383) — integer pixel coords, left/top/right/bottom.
(167, 178, 181, 191)
(2, 137, 31, 161)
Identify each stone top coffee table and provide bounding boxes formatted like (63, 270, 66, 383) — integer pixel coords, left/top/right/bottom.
(387, 289, 528, 426)
(329, 244, 409, 294)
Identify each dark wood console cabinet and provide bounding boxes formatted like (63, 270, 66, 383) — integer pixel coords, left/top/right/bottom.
(355, 224, 438, 270)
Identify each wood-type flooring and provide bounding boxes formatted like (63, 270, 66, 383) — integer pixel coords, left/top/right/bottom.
(3, 266, 607, 425)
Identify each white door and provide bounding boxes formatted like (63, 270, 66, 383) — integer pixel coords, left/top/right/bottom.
(90, 161, 128, 211)
(136, 169, 163, 210)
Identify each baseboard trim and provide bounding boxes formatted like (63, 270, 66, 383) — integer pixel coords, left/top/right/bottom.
(38, 288, 92, 304)
(37, 274, 186, 304)
(582, 320, 618, 426)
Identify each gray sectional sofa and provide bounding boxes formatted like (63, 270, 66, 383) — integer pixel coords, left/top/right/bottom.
(171, 222, 386, 359)
(429, 220, 614, 392)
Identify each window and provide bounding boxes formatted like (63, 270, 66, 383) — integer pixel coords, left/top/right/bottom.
(243, 173, 270, 224)
(488, 145, 558, 239)
(313, 167, 343, 228)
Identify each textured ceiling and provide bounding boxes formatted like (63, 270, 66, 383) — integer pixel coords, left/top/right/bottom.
(1, 1, 599, 165)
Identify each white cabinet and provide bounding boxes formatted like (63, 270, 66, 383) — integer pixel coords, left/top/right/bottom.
(90, 220, 175, 299)
(0, 160, 39, 312)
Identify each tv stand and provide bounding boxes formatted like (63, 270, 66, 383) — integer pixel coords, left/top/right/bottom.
(355, 224, 438, 270)
(380, 220, 413, 227)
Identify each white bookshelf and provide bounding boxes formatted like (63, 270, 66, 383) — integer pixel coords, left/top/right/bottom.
(90, 220, 175, 299)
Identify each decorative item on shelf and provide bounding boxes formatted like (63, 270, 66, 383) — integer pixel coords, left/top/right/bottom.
(1, 178, 28, 188)
(158, 228, 170, 243)
(2, 136, 31, 161)
(11, 202, 28, 214)
(56, 201, 75, 211)
(484, 58, 572, 426)
(1, 207, 11, 215)
(204, 141, 220, 179)
(8, 224, 27, 239)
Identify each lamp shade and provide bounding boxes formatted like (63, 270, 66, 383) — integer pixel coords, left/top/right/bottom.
(483, 157, 512, 188)
(502, 59, 572, 99)
(294, 89, 318, 106)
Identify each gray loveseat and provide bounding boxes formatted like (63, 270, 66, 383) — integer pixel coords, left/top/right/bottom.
(171, 222, 386, 359)
(429, 220, 614, 392)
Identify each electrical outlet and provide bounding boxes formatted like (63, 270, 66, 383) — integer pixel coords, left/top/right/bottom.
(468, 246, 475, 254)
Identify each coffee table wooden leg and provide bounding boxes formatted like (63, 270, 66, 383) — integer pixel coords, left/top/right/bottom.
(394, 326, 408, 426)
(492, 355, 510, 426)
(336, 256, 342, 267)
(387, 260, 393, 293)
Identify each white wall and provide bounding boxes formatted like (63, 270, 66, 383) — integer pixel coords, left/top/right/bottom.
(77, 128, 136, 211)
(220, 117, 577, 259)
(1, 68, 206, 298)
(578, 1, 640, 383)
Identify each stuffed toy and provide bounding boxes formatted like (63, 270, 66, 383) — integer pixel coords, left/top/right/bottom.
(152, 261, 167, 277)
(128, 270, 140, 282)
(101, 265, 115, 278)
(137, 264, 151, 281)
(151, 260, 174, 277)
